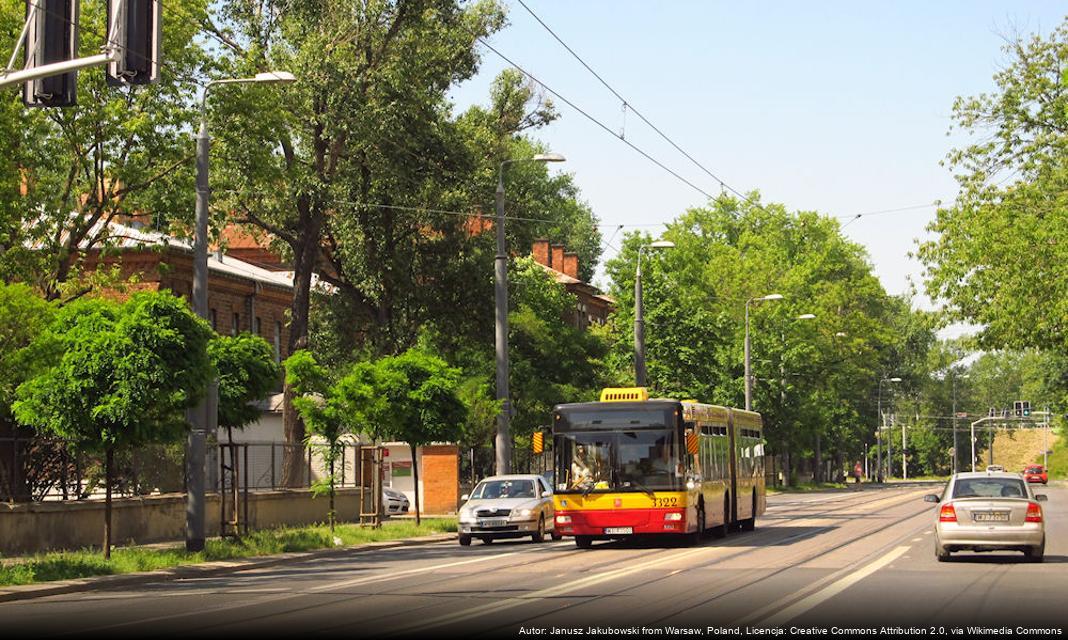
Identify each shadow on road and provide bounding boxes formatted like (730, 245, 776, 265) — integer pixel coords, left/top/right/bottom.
(943, 553, 1068, 564)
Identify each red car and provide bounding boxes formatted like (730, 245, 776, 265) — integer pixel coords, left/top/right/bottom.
(1023, 465, 1048, 484)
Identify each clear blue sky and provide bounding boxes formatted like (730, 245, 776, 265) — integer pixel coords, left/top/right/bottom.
(449, 1, 1065, 336)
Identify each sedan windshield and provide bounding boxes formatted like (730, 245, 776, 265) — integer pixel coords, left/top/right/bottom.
(470, 479, 536, 500)
(952, 478, 1027, 499)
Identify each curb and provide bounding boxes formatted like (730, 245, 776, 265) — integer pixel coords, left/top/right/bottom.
(0, 532, 456, 604)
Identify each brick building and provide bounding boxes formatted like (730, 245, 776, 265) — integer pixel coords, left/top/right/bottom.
(530, 238, 615, 329)
(82, 221, 294, 363)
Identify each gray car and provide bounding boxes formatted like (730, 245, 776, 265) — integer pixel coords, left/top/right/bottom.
(925, 471, 1048, 562)
(458, 474, 560, 546)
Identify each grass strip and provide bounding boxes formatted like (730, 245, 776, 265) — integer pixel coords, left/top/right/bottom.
(0, 518, 456, 587)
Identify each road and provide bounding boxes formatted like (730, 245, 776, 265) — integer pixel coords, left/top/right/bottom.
(4, 483, 1066, 637)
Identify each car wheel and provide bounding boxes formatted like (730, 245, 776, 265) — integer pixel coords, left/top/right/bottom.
(550, 530, 563, 541)
(532, 515, 546, 543)
(691, 504, 706, 544)
(575, 535, 593, 549)
(935, 538, 952, 562)
(1025, 541, 1045, 563)
(711, 495, 730, 539)
(458, 534, 471, 547)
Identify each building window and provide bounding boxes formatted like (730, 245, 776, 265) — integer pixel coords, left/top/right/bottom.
(210, 309, 217, 331)
(254, 316, 261, 336)
(274, 321, 282, 363)
(232, 313, 240, 336)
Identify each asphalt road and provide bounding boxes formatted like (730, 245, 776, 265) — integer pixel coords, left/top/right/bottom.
(4, 483, 1066, 638)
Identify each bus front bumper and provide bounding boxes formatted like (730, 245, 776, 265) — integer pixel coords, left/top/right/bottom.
(554, 508, 689, 536)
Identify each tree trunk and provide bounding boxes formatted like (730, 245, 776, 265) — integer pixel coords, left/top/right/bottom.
(104, 446, 113, 560)
(329, 452, 336, 533)
(813, 434, 822, 484)
(409, 443, 420, 526)
(280, 232, 319, 487)
(783, 442, 793, 488)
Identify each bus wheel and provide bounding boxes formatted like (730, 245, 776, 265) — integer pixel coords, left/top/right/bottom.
(741, 492, 757, 532)
(691, 503, 706, 543)
(575, 536, 593, 549)
(711, 495, 729, 539)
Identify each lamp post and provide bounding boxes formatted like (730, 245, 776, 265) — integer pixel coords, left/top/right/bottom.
(187, 71, 296, 552)
(744, 294, 783, 410)
(777, 313, 816, 484)
(876, 377, 901, 483)
(494, 153, 566, 476)
(634, 240, 675, 387)
(951, 372, 968, 474)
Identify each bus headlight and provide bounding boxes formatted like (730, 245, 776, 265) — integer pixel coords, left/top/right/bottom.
(556, 515, 572, 524)
(664, 512, 683, 521)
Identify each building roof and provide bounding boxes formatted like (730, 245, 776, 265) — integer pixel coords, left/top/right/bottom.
(97, 221, 294, 291)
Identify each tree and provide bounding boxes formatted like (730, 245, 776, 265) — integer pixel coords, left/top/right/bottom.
(285, 350, 357, 532)
(13, 292, 213, 558)
(343, 349, 466, 524)
(0, 0, 209, 297)
(0, 284, 54, 501)
(205, 0, 506, 485)
(603, 195, 927, 484)
(209, 334, 281, 442)
(919, 19, 1068, 352)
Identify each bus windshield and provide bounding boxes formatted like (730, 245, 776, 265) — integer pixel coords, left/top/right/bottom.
(556, 429, 679, 492)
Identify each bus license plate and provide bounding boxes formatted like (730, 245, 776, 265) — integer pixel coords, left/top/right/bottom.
(973, 512, 1009, 522)
(479, 519, 507, 527)
(604, 527, 633, 535)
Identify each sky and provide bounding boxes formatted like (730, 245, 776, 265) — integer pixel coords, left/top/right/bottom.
(449, 1, 1066, 339)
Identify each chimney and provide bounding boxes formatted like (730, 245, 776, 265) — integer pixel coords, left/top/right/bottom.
(563, 252, 579, 280)
(532, 238, 550, 266)
(550, 244, 565, 271)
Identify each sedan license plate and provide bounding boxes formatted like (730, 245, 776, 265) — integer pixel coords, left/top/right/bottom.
(973, 512, 1010, 523)
(604, 527, 633, 535)
(479, 519, 507, 527)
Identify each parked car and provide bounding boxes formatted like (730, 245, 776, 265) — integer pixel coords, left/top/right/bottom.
(382, 486, 410, 516)
(1023, 465, 1048, 485)
(457, 474, 560, 546)
(925, 471, 1047, 563)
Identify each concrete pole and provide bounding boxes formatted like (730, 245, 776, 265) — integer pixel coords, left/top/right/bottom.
(186, 118, 210, 553)
(634, 249, 646, 387)
(902, 418, 907, 481)
(494, 168, 511, 476)
(951, 375, 958, 474)
(744, 301, 752, 411)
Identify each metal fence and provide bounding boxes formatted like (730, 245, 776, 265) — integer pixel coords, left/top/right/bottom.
(0, 437, 365, 503)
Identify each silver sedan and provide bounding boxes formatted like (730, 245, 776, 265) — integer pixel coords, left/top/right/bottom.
(925, 471, 1048, 562)
(458, 474, 560, 546)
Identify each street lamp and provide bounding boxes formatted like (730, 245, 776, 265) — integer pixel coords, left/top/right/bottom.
(634, 240, 675, 386)
(494, 152, 566, 476)
(187, 70, 296, 553)
(744, 294, 783, 410)
(876, 377, 902, 483)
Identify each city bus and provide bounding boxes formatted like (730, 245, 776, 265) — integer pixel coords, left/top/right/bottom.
(551, 387, 765, 548)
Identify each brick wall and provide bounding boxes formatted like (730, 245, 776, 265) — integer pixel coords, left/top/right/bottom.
(420, 445, 459, 514)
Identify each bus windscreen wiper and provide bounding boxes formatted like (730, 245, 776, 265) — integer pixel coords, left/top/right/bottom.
(622, 478, 655, 499)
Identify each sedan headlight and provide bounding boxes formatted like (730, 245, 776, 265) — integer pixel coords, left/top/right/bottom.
(512, 508, 533, 519)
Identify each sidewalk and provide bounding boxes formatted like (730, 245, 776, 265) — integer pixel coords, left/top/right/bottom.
(0, 530, 455, 603)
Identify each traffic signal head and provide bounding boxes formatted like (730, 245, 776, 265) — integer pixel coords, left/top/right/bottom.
(107, 0, 161, 85)
(23, 0, 80, 107)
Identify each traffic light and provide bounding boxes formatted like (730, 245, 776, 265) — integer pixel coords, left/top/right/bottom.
(1022, 401, 1031, 417)
(23, 0, 80, 107)
(1013, 400, 1031, 417)
(107, 0, 162, 85)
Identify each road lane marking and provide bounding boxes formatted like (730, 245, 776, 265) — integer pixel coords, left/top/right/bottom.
(760, 545, 910, 626)
(912, 538, 922, 542)
(387, 546, 715, 635)
(72, 545, 566, 634)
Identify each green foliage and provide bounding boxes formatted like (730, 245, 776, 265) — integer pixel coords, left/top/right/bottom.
(13, 291, 213, 450)
(0, 0, 209, 296)
(603, 195, 933, 478)
(0, 284, 53, 419)
(209, 334, 281, 432)
(919, 19, 1068, 352)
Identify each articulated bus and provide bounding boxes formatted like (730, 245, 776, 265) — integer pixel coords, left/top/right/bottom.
(551, 387, 765, 548)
